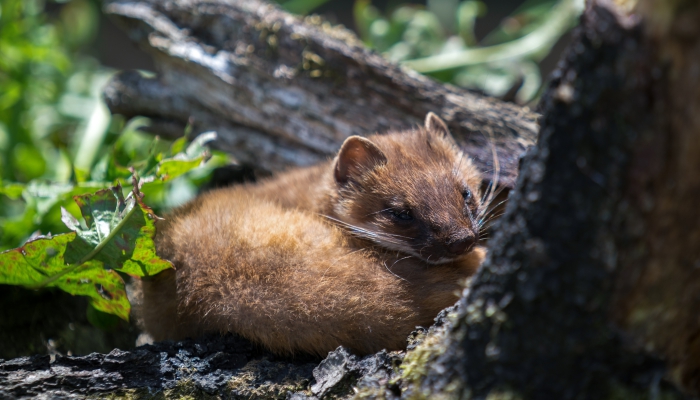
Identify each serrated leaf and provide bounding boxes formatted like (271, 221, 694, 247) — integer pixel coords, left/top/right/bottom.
(63, 264, 130, 320)
(0, 233, 131, 320)
(63, 183, 172, 277)
(0, 180, 173, 321)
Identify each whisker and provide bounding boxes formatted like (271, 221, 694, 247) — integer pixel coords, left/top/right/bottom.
(478, 130, 501, 218)
(479, 186, 507, 208)
(321, 215, 411, 248)
(478, 199, 508, 222)
(480, 187, 508, 216)
(479, 214, 504, 231)
(390, 255, 413, 269)
(383, 261, 409, 282)
(479, 213, 504, 228)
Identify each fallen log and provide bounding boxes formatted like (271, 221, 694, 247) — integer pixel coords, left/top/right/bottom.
(102, 0, 539, 188)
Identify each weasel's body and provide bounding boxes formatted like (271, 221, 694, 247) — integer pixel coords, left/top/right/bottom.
(138, 114, 487, 356)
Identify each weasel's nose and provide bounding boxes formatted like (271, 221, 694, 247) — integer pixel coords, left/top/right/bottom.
(446, 235, 476, 256)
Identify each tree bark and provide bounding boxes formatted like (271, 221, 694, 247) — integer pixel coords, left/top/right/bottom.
(400, 0, 700, 398)
(101, 0, 538, 188)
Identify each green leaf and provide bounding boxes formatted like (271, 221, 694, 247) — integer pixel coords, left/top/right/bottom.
(154, 131, 216, 181)
(0, 181, 173, 321)
(157, 158, 205, 181)
(0, 233, 131, 320)
(170, 136, 188, 155)
(0, 182, 25, 199)
(62, 183, 172, 278)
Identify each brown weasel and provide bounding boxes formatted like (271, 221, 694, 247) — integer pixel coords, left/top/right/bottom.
(137, 113, 487, 356)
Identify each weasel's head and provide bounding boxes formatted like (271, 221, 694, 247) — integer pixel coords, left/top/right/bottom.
(329, 112, 483, 264)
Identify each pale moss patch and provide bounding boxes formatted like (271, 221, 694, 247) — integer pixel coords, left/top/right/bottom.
(302, 14, 363, 47)
(399, 326, 454, 400)
(354, 386, 392, 399)
(401, 331, 441, 385)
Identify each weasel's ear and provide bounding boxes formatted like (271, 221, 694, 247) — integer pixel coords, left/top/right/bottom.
(334, 136, 387, 185)
(425, 112, 449, 135)
(425, 112, 457, 145)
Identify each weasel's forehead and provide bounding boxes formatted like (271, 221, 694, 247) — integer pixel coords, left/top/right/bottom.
(376, 167, 464, 202)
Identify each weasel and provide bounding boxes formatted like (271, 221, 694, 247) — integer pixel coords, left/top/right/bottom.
(137, 113, 488, 356)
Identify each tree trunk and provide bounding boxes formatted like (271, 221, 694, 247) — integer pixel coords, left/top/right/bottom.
(400, 0, 700, 398)
(101, 0, 538, 188)
(3, 0, 700, 398)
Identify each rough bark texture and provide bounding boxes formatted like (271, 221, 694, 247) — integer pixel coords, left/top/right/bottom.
(0, 333, 319, 399)
(101, 0, 538, 188)
(399, 0, 700, 398)
(0, 332, 410, 399)
(609, 0, 700, 393)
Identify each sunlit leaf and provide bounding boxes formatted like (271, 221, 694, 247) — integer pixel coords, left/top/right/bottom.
(0, 233, 130, 320)
(169, 136, 188, 155)
(154, 131, 216, 181)
(0, 182, 25, 199)
(62, 183, 172, 277)
(0, 181, 173, 320)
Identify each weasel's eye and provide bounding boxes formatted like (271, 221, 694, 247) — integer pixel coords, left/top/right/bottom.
(390, 209, 413, 222)
(462, 189, 472, 202)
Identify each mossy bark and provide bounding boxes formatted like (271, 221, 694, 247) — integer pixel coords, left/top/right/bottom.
(402, 0, 700, 398)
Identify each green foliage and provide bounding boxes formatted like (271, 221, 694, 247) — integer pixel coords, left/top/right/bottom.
(0, 183, 167, 321)
(60, 184, 171, 278)
(0, 128, 220, 320)
(0, 1, 225, 323)
(355, 0, 583, 103)
(0, 0, 100, 182)
(272, 0, 581, 103)
(0, 0, 106, 249)
(0, 119, 220, 318)
(0, 0, 229, 253)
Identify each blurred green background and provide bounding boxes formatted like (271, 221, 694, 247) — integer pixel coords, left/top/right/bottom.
(0, 0, 581, 358)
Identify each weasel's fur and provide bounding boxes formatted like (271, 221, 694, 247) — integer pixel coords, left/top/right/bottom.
(137, 113, 486, 356)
